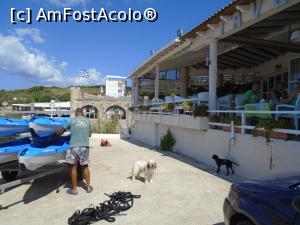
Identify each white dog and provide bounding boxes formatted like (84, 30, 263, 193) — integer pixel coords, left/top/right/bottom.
(131, 160, 157, 183)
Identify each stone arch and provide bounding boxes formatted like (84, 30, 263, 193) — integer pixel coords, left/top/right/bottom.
(82, 105, 98, 119)
(105, 105, 126, 120)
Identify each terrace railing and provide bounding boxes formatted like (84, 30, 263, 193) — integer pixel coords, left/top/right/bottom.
(208, 110, 300, 136)
(133, 99, 300, 137)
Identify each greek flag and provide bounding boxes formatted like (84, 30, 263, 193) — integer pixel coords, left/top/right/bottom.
(79, 70, 89, 77)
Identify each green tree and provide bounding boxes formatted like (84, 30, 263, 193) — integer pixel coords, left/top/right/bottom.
(58, 93, 70, 101)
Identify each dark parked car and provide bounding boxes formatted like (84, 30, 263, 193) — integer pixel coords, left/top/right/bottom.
(223, 174, 300, 225)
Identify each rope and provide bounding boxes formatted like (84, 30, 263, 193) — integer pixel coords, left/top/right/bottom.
(68, 191, 141, 225)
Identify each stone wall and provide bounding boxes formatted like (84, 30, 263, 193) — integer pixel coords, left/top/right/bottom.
(70, 87, 132, 131)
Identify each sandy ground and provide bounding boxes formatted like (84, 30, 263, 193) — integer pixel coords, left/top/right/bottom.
(0, 134, 242, 225)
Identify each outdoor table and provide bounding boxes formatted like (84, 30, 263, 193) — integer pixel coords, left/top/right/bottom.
(244, 103, 273, 119)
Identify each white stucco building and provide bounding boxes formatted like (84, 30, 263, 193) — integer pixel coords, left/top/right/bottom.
(129, 0, 300, 179)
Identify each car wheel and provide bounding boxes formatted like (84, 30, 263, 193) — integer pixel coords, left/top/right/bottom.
(237, 220, 254, 225)
(1, 171, 18, 181)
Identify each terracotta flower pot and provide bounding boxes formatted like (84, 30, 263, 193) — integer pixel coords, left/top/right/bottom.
(271, 131, 291, 140)
(210, 125, 217, 129)
(222, 125, 231, 132)
(222, 125, 241, 133)
(253, 130, 290, 141)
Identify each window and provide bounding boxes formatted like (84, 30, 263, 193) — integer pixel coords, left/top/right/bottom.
(159, 70, 179, 80)
(82, 105, 98, 119)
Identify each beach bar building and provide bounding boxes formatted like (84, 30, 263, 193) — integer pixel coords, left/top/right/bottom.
(129, 0, 300, 178)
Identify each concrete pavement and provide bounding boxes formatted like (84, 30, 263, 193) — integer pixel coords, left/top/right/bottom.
(0, 134, 241, 225)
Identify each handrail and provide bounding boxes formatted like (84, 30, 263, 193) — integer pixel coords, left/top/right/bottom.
(134, 98, 204, 107)
(209, 122, 300, 135)
(134, 109, 300, 136)
(208, 109, 300, 134)
(209, 110, 300, 114)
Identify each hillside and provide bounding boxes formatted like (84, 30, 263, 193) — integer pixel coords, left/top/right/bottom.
(0, 85, 132, 104)
(0, 86, 105, 104)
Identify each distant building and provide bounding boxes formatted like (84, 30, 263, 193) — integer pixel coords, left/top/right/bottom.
(105, 75, 127, 98)
(12, 102, 70, 112)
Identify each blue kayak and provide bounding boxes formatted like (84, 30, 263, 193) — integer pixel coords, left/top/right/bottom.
(19, 138, 69, 171)
(0, 138, 31, 164)
(0, 118, 29, 137)
(29, 117, 70, 138)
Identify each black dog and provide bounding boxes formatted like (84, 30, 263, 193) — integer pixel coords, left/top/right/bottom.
(212, 154, 238, 176)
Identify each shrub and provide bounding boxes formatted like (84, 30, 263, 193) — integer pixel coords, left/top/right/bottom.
(92, 115, 119, 134)
(160, 129, 176, 151)
(193, 104, 208, 117)
(58, 93, 70, 101)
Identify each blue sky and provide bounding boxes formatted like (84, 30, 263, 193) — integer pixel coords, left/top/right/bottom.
(0, 0, 232, 90)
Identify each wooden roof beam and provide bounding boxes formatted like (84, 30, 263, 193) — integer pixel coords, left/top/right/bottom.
(219, 58, 250, 68)
(243, 47, 277, 59)
(229, 50, 265, 63)
(218, 62, 239, 69)
(261, 48, 284, 56)
(222, 54, 258, 67)
(253, 19, 300, 26)
(226, 36, 300, 53)
(227, 51, 262, 64)
(237, 48, 270, 61)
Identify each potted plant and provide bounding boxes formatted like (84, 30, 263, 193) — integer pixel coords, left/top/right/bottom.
(252, 118, 292, 143)
(192, 104, 208, 118)
(233, 117, 242, 133)
(164, 103, 175, 112)
(189, 104, 209, 130)
(181, 101, 193, 112)
(220, 116, 232, 132)
(209, 114, 218, 129)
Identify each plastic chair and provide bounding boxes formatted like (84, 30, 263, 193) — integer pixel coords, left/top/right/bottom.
(275, 93, 300, 130)
(235, 94, 244, 110)
(165, 96, 174, 103)
(197, 92, 209, 104)
(217, 94, 233, 110)
(174, 96, 186, 102)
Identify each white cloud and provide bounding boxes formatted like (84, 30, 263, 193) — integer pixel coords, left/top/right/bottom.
(59, 61, 68, 70)
(71, 68, 105, 86)
(0, 34, 63, 83)
(0, 34, 104, 86)
(48, 0, 89, 7)
(14, 28, 45, 44)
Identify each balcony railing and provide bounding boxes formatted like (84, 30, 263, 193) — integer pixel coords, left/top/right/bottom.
(133, 98, 300, 138)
